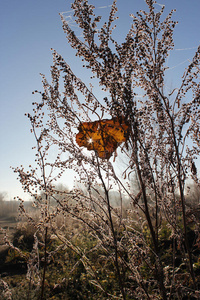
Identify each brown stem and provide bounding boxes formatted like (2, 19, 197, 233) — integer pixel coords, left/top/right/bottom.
(31, 123, 50, 300)
(131, 124, 167, 300)
(136, 162, 167, 300)
(40, 227, 48, 300)
(96, 156, 126, 300)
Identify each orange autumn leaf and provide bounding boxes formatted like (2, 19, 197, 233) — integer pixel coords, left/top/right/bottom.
(76, 117, 129, 159)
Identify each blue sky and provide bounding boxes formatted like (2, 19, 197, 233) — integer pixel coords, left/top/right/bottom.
(0, 0, 200, 200)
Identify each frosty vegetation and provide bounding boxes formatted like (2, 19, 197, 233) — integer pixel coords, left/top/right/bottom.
(2, 0, 200, 299)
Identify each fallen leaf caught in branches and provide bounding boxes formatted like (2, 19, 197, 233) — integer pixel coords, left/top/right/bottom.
(76, 117, 129, 159)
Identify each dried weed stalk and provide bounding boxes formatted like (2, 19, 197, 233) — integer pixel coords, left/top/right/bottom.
(9, 0, 200, 299)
